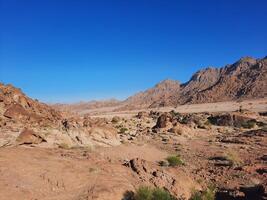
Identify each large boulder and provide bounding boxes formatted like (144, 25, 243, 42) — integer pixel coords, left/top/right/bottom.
(16, 128, 46, 145)
(153, 113, 172, 129)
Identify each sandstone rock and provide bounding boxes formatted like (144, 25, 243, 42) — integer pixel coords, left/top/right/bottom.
(169, 124, 186, 135)
(16, 128, 46, 145)
(3, 104, 29, 119)
(136, 111, 149, 119)
(153, 113, 172, 129)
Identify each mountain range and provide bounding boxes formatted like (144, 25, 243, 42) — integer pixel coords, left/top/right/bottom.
(2, 56, 266, 113)
(53, 56, 266, 112)
(118, 56, 267, 110)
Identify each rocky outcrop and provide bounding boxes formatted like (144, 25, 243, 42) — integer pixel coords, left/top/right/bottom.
(208, 113, 258, 128)
(153, 113, 172, 129)
(0, 83, 62, 125)
(16, 128, 46, 145)
(0, 83, 121, 148)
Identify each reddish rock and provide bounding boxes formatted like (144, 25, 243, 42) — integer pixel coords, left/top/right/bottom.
(16, 128, 46, 144)
(3, 104, 29, 119)
(136, 111, 149, 119)
(153, 113, 172, 129)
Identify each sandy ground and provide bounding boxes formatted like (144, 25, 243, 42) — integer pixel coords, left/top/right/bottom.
(0, 99, 267, 200)
(87, 98, 267, 118)
(0, 144, 169, 200)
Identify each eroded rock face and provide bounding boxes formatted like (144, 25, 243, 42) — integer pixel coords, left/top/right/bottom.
(16, 128, 46, 145)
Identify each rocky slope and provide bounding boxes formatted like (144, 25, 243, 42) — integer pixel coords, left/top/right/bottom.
(122, 79, 181, 109)
(0, 83, 120, 148)
(121, 56, 267, 109)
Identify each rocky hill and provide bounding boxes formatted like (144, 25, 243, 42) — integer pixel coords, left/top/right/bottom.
(120, 56, 267, 109)
(0, 83, 120, 148)
(0, 83, 62, 125)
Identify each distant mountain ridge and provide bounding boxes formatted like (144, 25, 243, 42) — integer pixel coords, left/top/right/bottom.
(118, 56, 267, 110)
(52, 99, 121, 113)
(48, 56, 267, 112)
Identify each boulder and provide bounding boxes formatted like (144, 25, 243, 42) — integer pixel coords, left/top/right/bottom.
(136, 111, 149, 119)
(153, 113, 172, 129)
(16, 128, 46, 145)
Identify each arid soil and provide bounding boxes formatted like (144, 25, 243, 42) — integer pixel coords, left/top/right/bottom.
(1, 55, 267, 200)
(80, 98, 267, 119)
(1, 105, 267, 199)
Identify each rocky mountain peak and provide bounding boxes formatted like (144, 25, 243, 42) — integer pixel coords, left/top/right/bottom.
(155, 79, 180, 88)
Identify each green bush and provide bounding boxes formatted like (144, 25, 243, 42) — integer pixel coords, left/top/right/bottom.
(166, 155, 184, 167)
(135, 186, 153, 200)
(190, 186, 216, 200)
(119, 127, 128, 134)
(134, 186, 175, 200)
(241, 120, 256, 129)
(152, 188, 174, 200)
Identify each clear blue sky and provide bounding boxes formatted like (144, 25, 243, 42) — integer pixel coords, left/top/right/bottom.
(1, 0, 266, 103)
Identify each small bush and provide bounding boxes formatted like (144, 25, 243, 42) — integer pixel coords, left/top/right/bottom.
(241, 120, 256, 129)
(170, 110, 181, 118)
(190, 186, 216, 200)
(225, 150, 243, 166)
(111, 116, 120, 123)
(119, 127, 128, 134)
(152, 188, 174, 200)
(58, 143, 70, 149)
(166, 155, 184, 167)
(135, 186, 153, 200)
(134, 186, 175, 200)
(159, 160, 169, 167)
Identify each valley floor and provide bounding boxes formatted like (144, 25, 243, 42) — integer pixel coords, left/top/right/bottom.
(86, 98, 267, 119)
